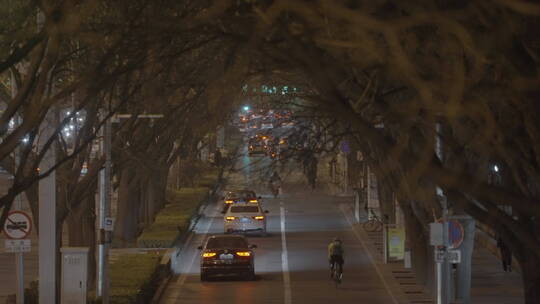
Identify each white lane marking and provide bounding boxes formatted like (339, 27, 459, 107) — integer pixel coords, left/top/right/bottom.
(341, 206, 400, 304)
(164, 204, 218, 302)
(280, 201, 292, 304)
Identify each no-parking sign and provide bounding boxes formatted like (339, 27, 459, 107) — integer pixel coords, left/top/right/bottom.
(436, 218, 464, 249)
(3, 211, 32, 240)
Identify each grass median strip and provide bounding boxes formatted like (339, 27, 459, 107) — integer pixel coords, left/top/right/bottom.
(137, 187, 210, 248)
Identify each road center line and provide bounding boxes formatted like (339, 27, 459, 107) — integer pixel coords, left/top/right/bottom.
(340, 205, 400, 304)
(280, 201, 292, 304)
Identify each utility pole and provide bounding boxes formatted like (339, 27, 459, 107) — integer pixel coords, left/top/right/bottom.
(97, 116, 112, 303)
(97, 113, 163, 304)
(435, 122, 452, 304)
(38, 115, 57, 304)
(10, 67, 25, 304)
(35, 9, 58, 304)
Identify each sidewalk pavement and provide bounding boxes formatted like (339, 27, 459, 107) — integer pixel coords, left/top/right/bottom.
(341, 202, 524, 304)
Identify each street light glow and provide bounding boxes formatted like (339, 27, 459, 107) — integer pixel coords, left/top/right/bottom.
(243, 106, 250, 111)
(493, 165, 499, 172)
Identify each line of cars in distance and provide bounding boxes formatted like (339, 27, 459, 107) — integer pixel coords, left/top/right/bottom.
(198, 189, 268, 281)
(238, 108, 293, 132)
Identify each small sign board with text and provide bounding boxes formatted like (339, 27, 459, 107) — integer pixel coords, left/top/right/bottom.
(5, 239, 31, 253)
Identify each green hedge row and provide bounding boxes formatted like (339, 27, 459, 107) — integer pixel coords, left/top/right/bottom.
(137, 187, 210, 248)
(109, 252, 162, 304)
(105, 166, 220, 303)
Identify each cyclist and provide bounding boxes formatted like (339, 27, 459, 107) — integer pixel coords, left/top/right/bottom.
(328, 237, 344, 278)
(269, 171, 282, 197)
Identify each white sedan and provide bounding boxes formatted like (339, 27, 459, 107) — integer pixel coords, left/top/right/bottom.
(224, 204, 268, 236)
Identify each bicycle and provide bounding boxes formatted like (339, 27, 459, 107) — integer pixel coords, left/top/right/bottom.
(330, 260, 343, 287)
(363, 208, 383, 232)
(269, 181, 281, 198)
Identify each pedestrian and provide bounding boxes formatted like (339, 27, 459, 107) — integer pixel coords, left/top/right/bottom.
(307, 156, 317, 189)
(214, 148, 222, 168)
(497, 236, 512, 272)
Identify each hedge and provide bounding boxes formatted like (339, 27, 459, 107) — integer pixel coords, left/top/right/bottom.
(136, 187, 209, 248)
(108, 252, 162, 304)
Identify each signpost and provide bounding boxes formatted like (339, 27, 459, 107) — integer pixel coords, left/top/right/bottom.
(432, 215, 466, 304)
(3, 210, 32, 304)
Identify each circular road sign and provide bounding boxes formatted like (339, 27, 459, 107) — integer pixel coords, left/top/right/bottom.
(437, 218, 465, 249)
(448, 220, 464, 249)
(2, 211, 32, 239)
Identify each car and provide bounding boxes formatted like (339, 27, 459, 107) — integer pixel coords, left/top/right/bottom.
(261, 118, 274, 129)
(221, 190, 260, 212)
(278, 137, 289, 150)
(224, 203, 269, 236)
(198, 235, 257, 281)
(248, 139, 267, 156)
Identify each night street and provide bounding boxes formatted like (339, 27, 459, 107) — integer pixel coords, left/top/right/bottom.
(1, 2, 539, 303)
(160, 147, 400, 304)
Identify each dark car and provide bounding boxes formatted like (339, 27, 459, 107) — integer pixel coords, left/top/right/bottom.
(198, 235, 257, 281)
(221, 190, 260, 212)
(248, 137, 267, 156)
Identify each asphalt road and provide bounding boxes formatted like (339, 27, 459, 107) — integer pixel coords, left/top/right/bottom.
(160, 145, 399, 304)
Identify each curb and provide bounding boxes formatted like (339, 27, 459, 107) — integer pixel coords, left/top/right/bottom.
(341, 206, 411, 304)
(150, 169, 227, 304)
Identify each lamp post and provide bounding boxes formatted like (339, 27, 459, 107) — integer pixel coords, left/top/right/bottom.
(96, 113, 163, 304)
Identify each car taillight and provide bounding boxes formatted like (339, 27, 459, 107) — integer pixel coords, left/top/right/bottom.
(249, 199, 258, 203)
(226, 216, 236, 221)
(202, 252, 216, 258)
(225, 200, 233, 204)
(253, 216, 265, 220)
(236, 251, 251, 257)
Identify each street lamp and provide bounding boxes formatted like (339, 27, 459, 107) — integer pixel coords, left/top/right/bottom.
(243, 106, 250, 111)
(97, 113, 163, 304)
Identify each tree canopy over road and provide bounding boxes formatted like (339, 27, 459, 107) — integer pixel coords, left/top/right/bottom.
(1, 0, 539, 302)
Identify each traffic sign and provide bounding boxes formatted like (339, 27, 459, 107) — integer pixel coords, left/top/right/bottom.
(434, 248, 461, 263)
(435, 248, 446, 263)
(447, 249, 461, 263)
(2, 211, 32, 239)
(436, 219, 464, 249)
(104, 217, 115, 232)
(4, 239, 31, 253)
(448, 220, 464, 248)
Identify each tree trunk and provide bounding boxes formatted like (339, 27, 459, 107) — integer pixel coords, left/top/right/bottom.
(520, 254, 540, 304)
(402, 200, 434, 289)
(114, 167, 141, 246)
(24, 183, 39, 233)
(155, 166, 168, 210)
(516, 248, 540, 304)
(144, 173, 158, 226)
(378, 180, 395, 224)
